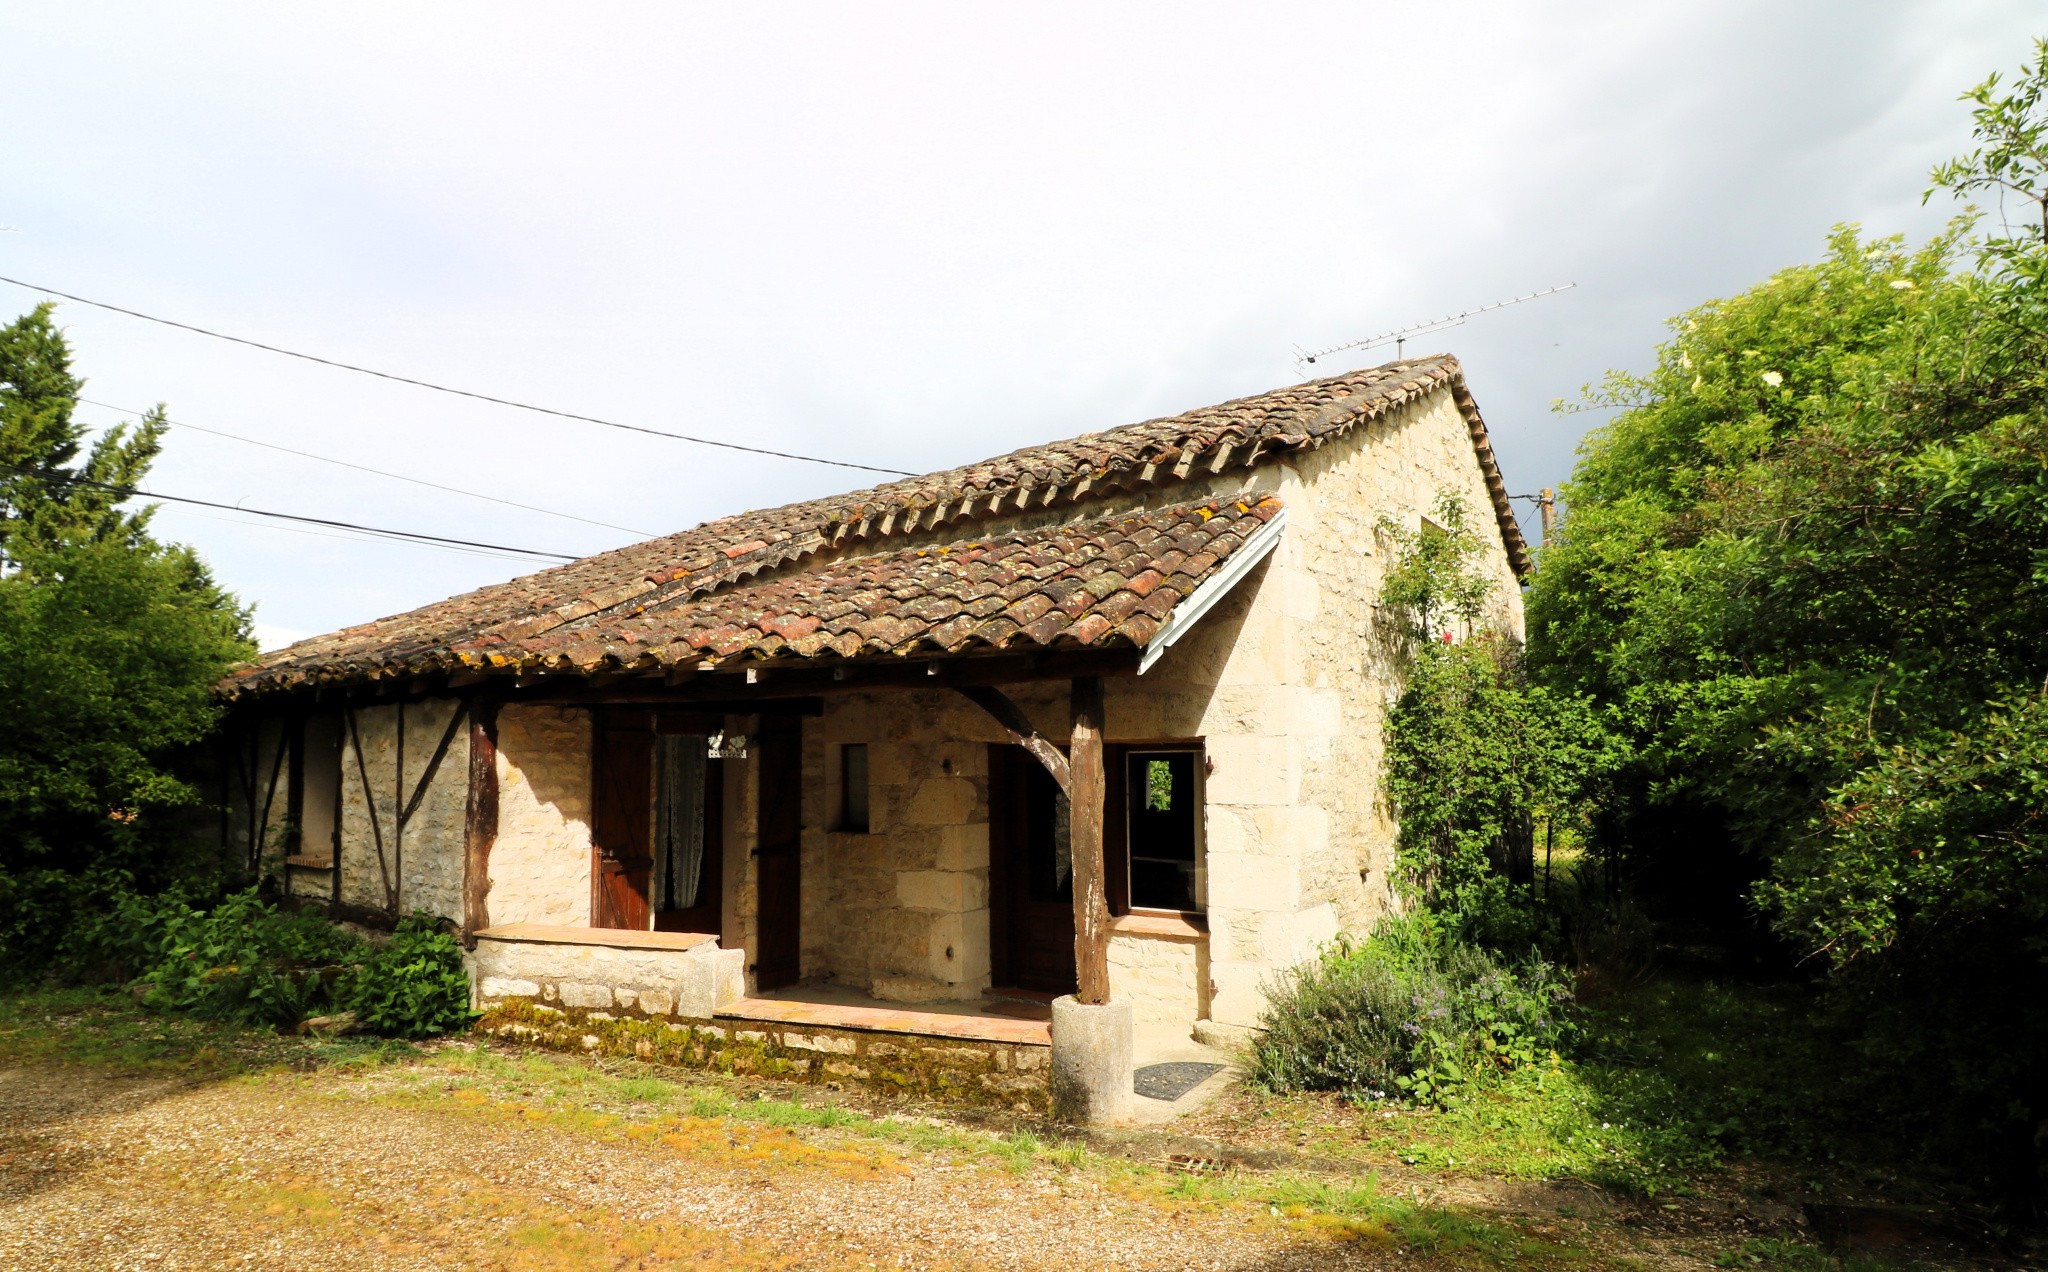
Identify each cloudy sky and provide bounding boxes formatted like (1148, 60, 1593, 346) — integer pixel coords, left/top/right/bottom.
(3, 3, 2038, 648)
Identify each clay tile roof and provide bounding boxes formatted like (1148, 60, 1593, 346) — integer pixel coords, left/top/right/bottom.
(225, 354, 1523, 697)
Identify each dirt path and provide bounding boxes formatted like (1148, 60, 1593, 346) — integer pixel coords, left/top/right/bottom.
(0, 1060, 1435, 1271)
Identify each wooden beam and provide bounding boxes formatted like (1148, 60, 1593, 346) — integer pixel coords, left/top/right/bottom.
(955, 686, 1071, 793)
(461, 699, 500, 945)
(1068, 675, 1111, 1006)
(343, 705, 397, 915)
(399, 702, 470, 832)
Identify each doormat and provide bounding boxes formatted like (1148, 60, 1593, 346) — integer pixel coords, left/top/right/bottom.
(1133, 1062, 1225, 1102)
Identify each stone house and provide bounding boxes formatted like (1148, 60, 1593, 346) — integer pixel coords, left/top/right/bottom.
(215, 354, 1528, 1103)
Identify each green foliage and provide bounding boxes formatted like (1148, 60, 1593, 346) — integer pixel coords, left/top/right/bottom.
(1376, 491, 1497, 643)
(1384, 635, 1623, 947)
(38, 882, 476, 1038)
(1526, 45, 2048, 1212)
(129, 888, 361, 1028)
(346, 914, 478, 1039)
(1375, 486, 1623, 950)
(1248, 911, 1572, 1107)
(0, 305, 253, 976)
(0, 303, 170, 560)
(1928, 37, 2048, 255)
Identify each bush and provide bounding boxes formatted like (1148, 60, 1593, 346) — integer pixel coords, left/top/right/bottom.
(346, 914, 477, 1039)
(54, 884, 476, 1038)
(1249, 912, 1573, 1105)
(132, 888, 363, 1028)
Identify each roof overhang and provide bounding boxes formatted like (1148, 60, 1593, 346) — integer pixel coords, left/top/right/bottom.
(1137, 505, 1288, 674)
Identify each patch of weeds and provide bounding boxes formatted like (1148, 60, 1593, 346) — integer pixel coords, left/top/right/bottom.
(1712, 1237, 1904, 1271)
(0, 985, 283, 1074)
(1132, 1165, 1595, 1268)
(610, 1075, 674, 1105)
(1362, 1059, 1712, 1195)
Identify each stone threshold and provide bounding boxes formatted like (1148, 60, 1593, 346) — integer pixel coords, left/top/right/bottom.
(471, 923, 719, 954)
(718, 995, 1051, 1047)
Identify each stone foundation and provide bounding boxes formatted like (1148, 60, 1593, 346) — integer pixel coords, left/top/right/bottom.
(475, 999, 1050, 1111)
(468, 928, 745, 1020)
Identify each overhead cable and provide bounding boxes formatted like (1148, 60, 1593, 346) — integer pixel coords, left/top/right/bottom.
(0, 274, 918, 478)
(73, 396, 654, 537)
(0, 464, 580, 562)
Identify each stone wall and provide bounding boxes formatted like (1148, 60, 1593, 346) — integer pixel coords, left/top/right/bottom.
(487, 704, 594, 928)
(476, 1000, 1049, 1112)
(336, 700, 469, 921)
(222, 715, 293, 874)
(771, 385, 1525, 1033)
(803, 694, 994, 1002)
(471, 932, 744, 1019)
(1106, 928, 1205, 1025)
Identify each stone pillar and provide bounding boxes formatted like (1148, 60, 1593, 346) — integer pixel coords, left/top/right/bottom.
(1050, 993, 1134, 1124)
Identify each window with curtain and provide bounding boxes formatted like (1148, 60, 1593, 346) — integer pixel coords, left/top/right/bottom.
(653, 734, 708, 912)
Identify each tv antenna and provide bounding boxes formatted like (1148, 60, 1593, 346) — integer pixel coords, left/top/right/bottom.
(1295, 282, 1576, 370)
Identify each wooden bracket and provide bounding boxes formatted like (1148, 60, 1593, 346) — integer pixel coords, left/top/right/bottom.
(954, 685, 1071, 793)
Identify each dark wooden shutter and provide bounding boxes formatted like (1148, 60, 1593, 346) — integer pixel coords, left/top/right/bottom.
(752, 719, 803, 989)
(592, 719, 653, 930)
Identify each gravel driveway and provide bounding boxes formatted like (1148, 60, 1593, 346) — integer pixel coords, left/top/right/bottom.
(0, 1058, 1430, 1271)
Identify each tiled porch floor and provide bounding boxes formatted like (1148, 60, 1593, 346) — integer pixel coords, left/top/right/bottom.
(717, 984, 1052, 1046)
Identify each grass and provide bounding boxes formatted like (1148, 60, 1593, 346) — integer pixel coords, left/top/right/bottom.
(13, 980, 1972, 1269)
(0, 983, 1623, 1269)
(1226, 967, 1949, 1208)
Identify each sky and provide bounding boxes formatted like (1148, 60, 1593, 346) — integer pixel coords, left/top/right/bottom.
(2, 2, 2040, 649)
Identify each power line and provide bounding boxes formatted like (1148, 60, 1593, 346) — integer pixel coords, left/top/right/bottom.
(0, 464, 580, 562)
(0, 273, 918, 478)
(72, 396, 655, 537)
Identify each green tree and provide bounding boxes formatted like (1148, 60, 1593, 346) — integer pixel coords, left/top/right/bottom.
(1378, 491, 1621, 949)
(0, 305, 252, 973)
(1526, 44, 2048, 1212)
(0, 303, 168, 562)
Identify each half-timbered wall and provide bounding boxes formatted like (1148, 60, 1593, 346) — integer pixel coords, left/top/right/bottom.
(336, 698, 470, 922)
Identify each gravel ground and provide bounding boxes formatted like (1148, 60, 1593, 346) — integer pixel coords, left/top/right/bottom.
(0, 1061, 1427, 1271)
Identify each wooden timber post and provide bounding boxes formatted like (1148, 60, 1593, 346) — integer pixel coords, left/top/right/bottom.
(461, 698, 500, 946)
(1068, 676, 1111, 1005)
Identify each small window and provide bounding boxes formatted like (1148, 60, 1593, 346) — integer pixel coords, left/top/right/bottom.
(1124, 749, 1202, 912)
(840, 743, 870, 833)
(654, 735, 710, 912)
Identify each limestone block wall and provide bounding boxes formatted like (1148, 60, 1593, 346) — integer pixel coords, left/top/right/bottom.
(470, 934, 743, 1019)
(805, 692, 994, 1002)
(1106, 928, 1205, 1025)
(1274, 389, 1526, 942)
(488, 704, 594, 928)
(337, 699, 469, 921)
(477, 1000, 1049, 1111)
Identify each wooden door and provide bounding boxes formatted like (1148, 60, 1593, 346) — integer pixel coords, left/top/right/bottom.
(752, 719, 803, 989)
(592, 720, 654, 930)
(989, 745, 1078, 995)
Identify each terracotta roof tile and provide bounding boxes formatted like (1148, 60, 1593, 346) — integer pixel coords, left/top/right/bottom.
(226, 353, 1520, 696)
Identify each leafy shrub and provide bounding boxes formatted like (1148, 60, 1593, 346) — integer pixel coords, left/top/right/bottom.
(81, 887, 475, 1038)
(345, 914, 477, 1039)
(133, 888, 362, 1028)
(1248, 912, 1573, 1105)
